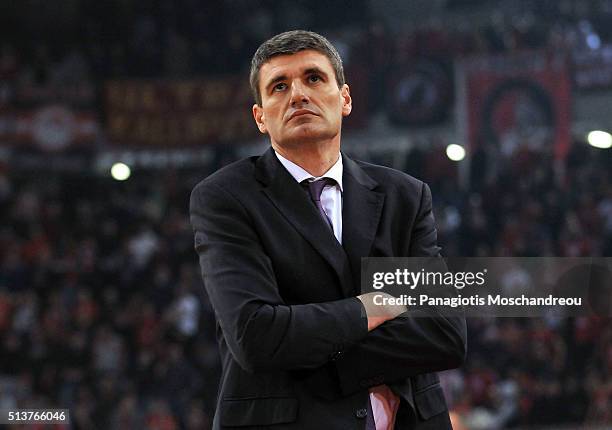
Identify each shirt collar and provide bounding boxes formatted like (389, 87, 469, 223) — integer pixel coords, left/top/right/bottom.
(274, 150, 343, 191)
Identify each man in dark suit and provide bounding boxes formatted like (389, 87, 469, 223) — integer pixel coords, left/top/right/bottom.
(190, 30, 466, 429)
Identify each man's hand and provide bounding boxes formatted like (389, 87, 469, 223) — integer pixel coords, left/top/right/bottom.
(357, 292, 407, 332)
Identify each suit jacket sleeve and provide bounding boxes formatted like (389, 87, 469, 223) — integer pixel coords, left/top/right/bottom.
(333, 182, 467, 395)
(190, 180, 369, 373)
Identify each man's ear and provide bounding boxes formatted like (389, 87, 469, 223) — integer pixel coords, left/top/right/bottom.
(341, 84, 352, 117)
(252, 104, 267, 134)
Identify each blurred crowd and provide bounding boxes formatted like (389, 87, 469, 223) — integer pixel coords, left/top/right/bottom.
(0, 168, 219, 429)
(1, 0, 611, 105)
(429, 141, 612, 428)
(1, 0, 612, 429)
(1, 138, 611, 429)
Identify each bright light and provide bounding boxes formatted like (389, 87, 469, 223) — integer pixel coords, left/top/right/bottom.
(111, 162, 131, 181)
(587, 130, 612, 149)
(587, 34, 601, 50)
(446, 144, 466, 161)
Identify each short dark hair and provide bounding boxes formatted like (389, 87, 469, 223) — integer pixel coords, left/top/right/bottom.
(249, 30, 345, 106)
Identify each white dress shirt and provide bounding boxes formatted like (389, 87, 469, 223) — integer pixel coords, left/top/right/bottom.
(275, 151, 343, 243)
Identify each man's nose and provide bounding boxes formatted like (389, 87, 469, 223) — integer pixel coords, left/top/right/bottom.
(290, 81, 309, 106)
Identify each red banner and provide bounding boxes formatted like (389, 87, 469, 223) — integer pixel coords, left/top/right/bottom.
(457, 51, 571, 160)
(0, 105, 98, 151)
(104, 79, 258, 147)
(0, 78, 98, 151)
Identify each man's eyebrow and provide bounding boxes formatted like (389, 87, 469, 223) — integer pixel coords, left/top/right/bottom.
(265, 67, 330, 91)
(304, 67, 328, 77)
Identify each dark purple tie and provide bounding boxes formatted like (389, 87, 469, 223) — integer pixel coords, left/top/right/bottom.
(303, 178, 335, 231)
(306, 178, 375, 429)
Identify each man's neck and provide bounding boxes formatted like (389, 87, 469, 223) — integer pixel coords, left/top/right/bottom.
(271, 140, 340, 177)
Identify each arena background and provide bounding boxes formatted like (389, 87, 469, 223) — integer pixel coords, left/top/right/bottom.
(1, 0, 611, 429)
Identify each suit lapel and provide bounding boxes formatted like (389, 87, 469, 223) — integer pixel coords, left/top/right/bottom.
(255, 149, 353, 297)
(341, 155, 385, 294)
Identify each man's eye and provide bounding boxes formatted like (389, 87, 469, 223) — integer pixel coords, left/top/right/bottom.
(273, 83, 287, 92)
(308, 75, 321, 83)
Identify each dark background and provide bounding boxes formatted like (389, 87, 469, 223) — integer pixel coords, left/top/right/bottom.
(1, 0, 611, 428)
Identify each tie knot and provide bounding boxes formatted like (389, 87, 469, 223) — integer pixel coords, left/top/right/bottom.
(303, 178, 335, 202)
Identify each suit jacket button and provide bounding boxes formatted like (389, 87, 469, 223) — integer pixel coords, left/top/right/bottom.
(355, 408, 368, 419)
(330, 351, 343, 361)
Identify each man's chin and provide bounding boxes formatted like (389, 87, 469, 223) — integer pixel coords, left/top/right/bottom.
(284, 127, 336, 144)
(284, 136, 331, 147)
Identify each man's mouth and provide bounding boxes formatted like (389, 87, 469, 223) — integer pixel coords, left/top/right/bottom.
(288, 109, 317, 121)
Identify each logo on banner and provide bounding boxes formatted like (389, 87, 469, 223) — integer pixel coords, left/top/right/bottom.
(457, 51, 571, 160)
(481, 79, 555, 157)
(386, 60, 452, 126)
(31, 105, 76, 151)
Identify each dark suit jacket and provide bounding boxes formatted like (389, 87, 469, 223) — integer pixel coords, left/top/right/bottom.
(190, 148, 467, 429)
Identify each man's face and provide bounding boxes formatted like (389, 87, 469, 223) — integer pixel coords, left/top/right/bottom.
(252, 50, 352, 149)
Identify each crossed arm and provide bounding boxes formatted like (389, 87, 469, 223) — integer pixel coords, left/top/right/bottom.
(190, 180, 466, 388)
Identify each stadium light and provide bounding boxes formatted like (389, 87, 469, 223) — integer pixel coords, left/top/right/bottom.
(111, 162, 131, 181)
(446, 144, 466, 161)
(587, 130, 612, 149)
